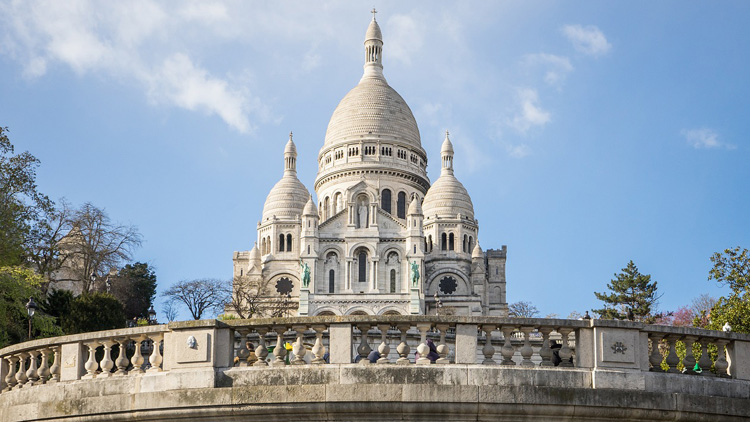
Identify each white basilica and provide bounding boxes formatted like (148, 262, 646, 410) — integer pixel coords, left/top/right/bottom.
(231, 13, 508, 317)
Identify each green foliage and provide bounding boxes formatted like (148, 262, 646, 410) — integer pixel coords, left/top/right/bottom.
(217, 313, 238, 321)
(110, 262, 157, 319)
(0, 266, 62, 347)
(64, 292, 126, 334)
(704, 292, 750, 333)
(709, 247, 750, 293)
(593, 260, 661, 323)
(41, 289, 74, 331)
(0, 127, 53, 266)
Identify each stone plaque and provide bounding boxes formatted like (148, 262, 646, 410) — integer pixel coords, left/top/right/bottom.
(175, 332, 211, 364)
(600, 330, 636, 364)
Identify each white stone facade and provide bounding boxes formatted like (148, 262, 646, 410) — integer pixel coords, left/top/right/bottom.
(231, 14, 508, 317)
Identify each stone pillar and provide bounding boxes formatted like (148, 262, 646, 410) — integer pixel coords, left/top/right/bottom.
(455, 324, 478, 364)
(370, 258, 379, 293)
(727, 340, 750, 380)
(345, 259, 353, 292)
(60, 342, 86, 381)
(329, 323, 353, 364)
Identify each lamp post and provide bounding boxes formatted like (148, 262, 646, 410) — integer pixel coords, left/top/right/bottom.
(148, 305, 157, 325)
(25, 297, 37, 340)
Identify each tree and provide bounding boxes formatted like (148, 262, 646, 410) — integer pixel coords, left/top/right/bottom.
(64, 292, 126, 334)
(0, 266, 62, 347)
(0, 127, 53, 266)
(162, 279, 229, 320)
(41, 289, 74, 332)
(705, 247, 750, 333)
(60, 203, 142, 293)
(508, 301, 539, 318)
(226, 275, 272, 319)
(709, 247, 750, 293)
(593, 260, 661, 323)
(110, 262, 157, 319)
(25, 200, 73, 294)
(162, 299, 179, 322)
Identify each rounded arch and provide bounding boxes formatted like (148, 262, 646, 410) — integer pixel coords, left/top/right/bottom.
(345, 307, 373, 316)
(347, 186, 377, 205)
(347, 242, 377, 257)
(378, 307, 404, 316)
(381, 246, 403, 261)
(313, 308, 341, 316)
(322, 245, 345, 259)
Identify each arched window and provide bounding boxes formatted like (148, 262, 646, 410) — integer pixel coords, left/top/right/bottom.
(261, 238, 266, 255)
(428, 235, 433, 253)
(334, 192, 342, 213)
(279, 234, 285, 252)
(381, 189, 392, 213)
(469, 236, 474, 252)
(441, 233, 447, 251)
(449, 233, 455, 251)
(463, 235, 468, 253)
(397, 191, 406, 219)
(240, 269, 243, 277)
(329, 269, 335, 293)
(324, 197, 330, 220)
(390, 269, 396, 293)
(286, 234, 292, 252)
(358, 251, 368, 284)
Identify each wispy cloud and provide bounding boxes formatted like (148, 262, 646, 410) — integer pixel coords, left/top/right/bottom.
(562, 24, 611, 56)
(682, 128, 735, 150)
(385, 14, 425, 66)
(0, 0, 266, 134)
(522, 53, 574, 86)
(508, 88, 550, 134)
(505, 144, 531, 158)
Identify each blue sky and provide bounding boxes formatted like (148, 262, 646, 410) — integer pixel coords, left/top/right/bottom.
(1, 1, 748, 321)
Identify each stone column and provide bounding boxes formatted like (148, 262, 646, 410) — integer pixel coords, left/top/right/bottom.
(60, 342, 86, 381)
(329, 323, 353, 364)
(370, 257, 379, 293)
(455, 324, 478, 364)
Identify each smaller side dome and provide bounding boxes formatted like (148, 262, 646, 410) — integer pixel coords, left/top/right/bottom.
(303, 195, 318, 216)
(248, 243, 261, 263)
(472, 241, 483, 259)
(422, 132, 474, 220)
(284, 133, 297, 155)
(365, 11, 382, 42)
(440, 132, 454, 155)
(261, 133, 310, 221)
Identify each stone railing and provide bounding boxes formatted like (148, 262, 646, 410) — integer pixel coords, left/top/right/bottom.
(0, 325, 167, 391)
(2, 316, 750, 392)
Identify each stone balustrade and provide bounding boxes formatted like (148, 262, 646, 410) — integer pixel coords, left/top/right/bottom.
(2, 316, 750, 421)
(0, 325, 167, 392)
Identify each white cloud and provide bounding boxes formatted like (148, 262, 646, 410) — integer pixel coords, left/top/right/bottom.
(149, 54, 253, 133)
(506, 144, 531, 158)
(562, 24, 611, 56)
(385, 14, 425, 66)
(523, 53, 574, 86)
(508, 88, 550, 134)
(682, 128, 735, 150)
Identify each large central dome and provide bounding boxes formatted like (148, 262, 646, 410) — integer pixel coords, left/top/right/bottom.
(323, 76, 421, 149)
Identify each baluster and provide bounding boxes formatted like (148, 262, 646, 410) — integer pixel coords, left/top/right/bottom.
(481, 324, 497, 365)
(114, 338, 129, 375)
(147, 334, 163, 372)
(649, 334, 664, 372)
(416, 323, 432, 365)
(356, 323, 372, 364)
(715, 339, 730, 378)
(557, 328, 574, 368)
(500, 326, 516, 365)
(37, 349, 50, 384)
(26, 350, 40, 385)
(236, 329, 250, 366)
(254, 327, 269, 366)
(435, 323, 450, 364)
(98, 340, 115, 377)
(519, 327, 535, 367)
(130, 336, 146, 374)
(82, 342, 100, 379)
(15, 353, 28, 388)
(664, 335, 680, 373)
(697, 338, 713, 376)
(291, 325, 307, 365)
(272, 326, 288, 367)
(396, 324, 411, 365)
(682, 336, 697, 375)
(376, 324, 390, 364)
(311, 325, 327, 364)
(538, 327, 554, 367)
(4, 356, 18, 391)
(49, 347, 61, 383)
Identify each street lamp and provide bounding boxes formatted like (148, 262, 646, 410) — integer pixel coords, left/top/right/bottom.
(25, 297, 37, 340)
(148, 305, 157, 325)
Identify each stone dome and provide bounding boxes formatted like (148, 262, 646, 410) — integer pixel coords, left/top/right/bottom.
(261, 174, 309, 221)
(248, 243, 261, 263)
(365, 17, 382, 42)
(323, 77, 422, 150)
(303, 195, 317, 216)
(422, 173, 475, 220)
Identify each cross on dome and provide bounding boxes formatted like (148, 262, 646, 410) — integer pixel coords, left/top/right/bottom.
(371, 8, 377, 20)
